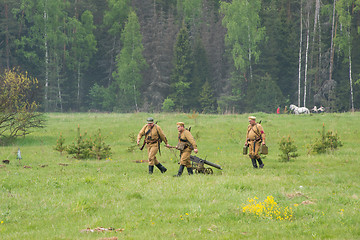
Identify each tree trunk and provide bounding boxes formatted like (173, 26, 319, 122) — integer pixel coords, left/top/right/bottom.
(309, 0, 320, 105)
(56, 58, 63, 112)
(132, 42, 139, 112)
(304, 11, 310, 108)
(44, 0, 49, 111)
(329, 0, 336, 82)
(77, 62, 81, 109)
(108, 36, 116, 87)
(248, 25, 253, 82)
(318, 11, 321, 89)
(5, 1, 10, 69)
(348, 31, 354, 112)
(297, 0, 303, 106)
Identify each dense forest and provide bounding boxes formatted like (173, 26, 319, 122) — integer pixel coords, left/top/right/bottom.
(0, 0, 359, 113)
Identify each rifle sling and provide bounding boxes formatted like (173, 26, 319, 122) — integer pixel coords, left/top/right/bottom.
(144, 125, 162, 155)
(248, 124, 262, 141)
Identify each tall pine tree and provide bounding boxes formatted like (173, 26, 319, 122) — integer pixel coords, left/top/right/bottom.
(170, 24, 193, 111)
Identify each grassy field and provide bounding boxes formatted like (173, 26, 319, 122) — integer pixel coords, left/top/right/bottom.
(0, 112, 359, 239)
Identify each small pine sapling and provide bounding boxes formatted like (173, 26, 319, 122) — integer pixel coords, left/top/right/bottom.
(279, 135, 299, 162)
(309, 124, 343, 154)
(54, 133, 66, 155)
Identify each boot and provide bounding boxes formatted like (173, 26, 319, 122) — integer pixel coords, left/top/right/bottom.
(187, 167, 193, 175)
(173, 165, 185, 177)
(251, 159, 258, 168)
(149, 165, 154, 174)
(257, 158, 264, 168)
(156, 163, 167, 173)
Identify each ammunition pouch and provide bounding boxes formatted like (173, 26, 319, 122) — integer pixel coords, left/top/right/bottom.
(146, 138, 159, 145)
(243, 145, 249, 155)
(176, 141, 187, 151)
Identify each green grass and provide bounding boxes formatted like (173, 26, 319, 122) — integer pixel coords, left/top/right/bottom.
(0, 112, 359, 239)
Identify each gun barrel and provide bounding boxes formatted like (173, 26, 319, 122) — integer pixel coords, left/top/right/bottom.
(190, 155, 222, 170)
(203, 160, 222, 170)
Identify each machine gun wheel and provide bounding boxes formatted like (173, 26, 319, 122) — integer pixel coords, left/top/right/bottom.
(205, 168, 213, 175)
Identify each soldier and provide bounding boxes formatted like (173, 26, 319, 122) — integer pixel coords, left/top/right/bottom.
(137, 117, 170, 174)
(245, 116, 266, 168)
(173, 122, 198, 177)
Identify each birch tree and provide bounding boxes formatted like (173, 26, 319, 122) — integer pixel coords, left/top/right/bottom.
(304, 7, 311, 107)
(220, 0, 265, 80)
(297, 0, 303, 106)
(68, 10, 97, 110)
(335, 0, 356, 111)
(113, 11, 147, 112)
(103, 0, 130, 87)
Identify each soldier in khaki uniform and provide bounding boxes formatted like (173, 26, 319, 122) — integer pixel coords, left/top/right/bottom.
(245, 116, 266, 168)
(137, 117, 170, 174)
(173, 122, 198, 177)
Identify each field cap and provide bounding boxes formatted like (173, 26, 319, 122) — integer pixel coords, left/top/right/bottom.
(248, 116, 256, 120)
(176, 122, 185, 127)
(147, 117, 154, 123)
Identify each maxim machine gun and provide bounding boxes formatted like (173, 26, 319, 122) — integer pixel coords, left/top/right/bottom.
(190, 155, 222, 174)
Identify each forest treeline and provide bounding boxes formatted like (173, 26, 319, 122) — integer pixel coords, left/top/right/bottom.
(0, 0, 359, 113)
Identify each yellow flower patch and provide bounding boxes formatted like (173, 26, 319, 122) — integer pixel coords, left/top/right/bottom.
(242, 196, 293, 221)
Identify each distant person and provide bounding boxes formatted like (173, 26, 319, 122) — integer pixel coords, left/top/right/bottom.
(245, 116, 266, 168)
(137, 117, 170, 174)
(284, 106, 288, 114)
(277, 107, 280, 114)
(173, 122, 198, 177)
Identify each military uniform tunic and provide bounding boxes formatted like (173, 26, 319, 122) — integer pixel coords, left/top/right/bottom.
(137, 124, 168, 166)
(246, 123, 265, 159)
(178, 130, 197, 168)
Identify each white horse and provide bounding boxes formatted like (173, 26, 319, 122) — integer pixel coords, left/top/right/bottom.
(290, 104, 310, 115)
(311, 106, 325, 113)
(311, 106, 318, 113)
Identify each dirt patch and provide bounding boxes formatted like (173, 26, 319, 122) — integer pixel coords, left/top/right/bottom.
(80, 227, 124, 233)
(301, 200, 315, 205)
(286, 192, 308, 199)
(133, 160, 148, 163)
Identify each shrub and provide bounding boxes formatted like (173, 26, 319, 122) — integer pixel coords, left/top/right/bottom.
(54, 133, 66, 155)
(0, 68, 45, 141)
(309, 124, 343, 154)
(55, 126, 111, 159)
(279, 135, 299, 162)
(161, 97, 175, 112)
(127, 132, 138, 152)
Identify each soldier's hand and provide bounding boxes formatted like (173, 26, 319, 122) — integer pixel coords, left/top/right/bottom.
(137, 140, 140, 145)
(194, 148, 198, 154)
(262, 142, 266, 145)
(166, 144, 171, 148)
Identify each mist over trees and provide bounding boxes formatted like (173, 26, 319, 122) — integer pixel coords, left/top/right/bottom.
(0, 0, 359, 113)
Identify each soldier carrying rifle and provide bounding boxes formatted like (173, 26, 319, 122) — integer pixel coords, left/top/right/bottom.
(245, 116, 266, 168)
(137, 117, 170, 174)
(172, 122, 198, 177)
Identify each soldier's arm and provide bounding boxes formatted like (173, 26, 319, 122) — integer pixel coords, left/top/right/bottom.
(245, 125, 250, 145)
(137, 125, 146, 143)
(185, 131, 197, 149)
(156, 126, 168, 144)
(258, 124, 266, 144)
